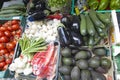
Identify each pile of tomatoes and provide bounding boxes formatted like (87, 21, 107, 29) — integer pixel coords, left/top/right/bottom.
(0, 20, 22, 71)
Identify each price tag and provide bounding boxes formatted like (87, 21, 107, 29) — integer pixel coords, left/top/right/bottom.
(12, 16, 20, 20)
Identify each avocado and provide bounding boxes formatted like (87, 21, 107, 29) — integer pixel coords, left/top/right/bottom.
(95, 66, 108, 74)
(61, 47, 71, 57)
(87, 51, 92, 59)
(76, 59, 88, 69)
(100, 57, 111, 69)
(93, 48, 106, 57)
(75, 51, 88, 60)
(59, 66, 71, 75)
(71, 66, 80, 80)
(88, 57, 100, 68)
(63, 57, 73, 66)
(91, 71, 106, 80)
(71, 49, 79, 54)
(64, 75, 71, 80)
(93, 56, 100, 60)
(81, 70, 91, 80)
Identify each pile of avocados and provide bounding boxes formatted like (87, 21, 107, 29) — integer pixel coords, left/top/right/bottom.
(59, 47, 111, 80)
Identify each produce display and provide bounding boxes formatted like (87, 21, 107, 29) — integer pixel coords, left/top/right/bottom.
(0, 4, 26, 17)
(59, 46, 112, 80)
(25, 19, 60, 42)
(0, 20, 22, 71)
(0, 0, 118, 79)
(59, 10, 111, 47)
(9, 33, 59, 79)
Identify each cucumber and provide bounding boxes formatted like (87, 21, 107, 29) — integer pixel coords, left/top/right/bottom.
(80, 14, 87, 36)
(86, 14, 96, 36)
(0, 13, 23, 17)
(8, 4, 25, 7)
(89, 10, 105, 29)
(0, 10, 22, 14)
(1, 6, 25, 11)
(97, 12, 111, 24)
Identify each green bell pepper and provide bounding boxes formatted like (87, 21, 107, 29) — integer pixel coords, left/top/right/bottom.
(110, 0, 120, 10)
(88, 0, 99, 10)
(98, 0, 109, 10)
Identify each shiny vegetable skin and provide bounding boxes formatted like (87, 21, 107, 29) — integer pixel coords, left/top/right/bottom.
(57, 26, 71, 46)
(88, 0, 99, 10)
(89, 10, 105, 29)
(86, 14, 95, 36)
(98, 0, 109, 10)
(97, 12, 111, 24)
(80, 14, 87, 36)
(110, 0, 120, 10)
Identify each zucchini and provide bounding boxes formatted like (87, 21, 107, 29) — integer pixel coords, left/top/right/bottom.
(1, 6, 25, 11)
(86, 14, 96, 36)
(88, 36, 94, 46)
(0, 10, 22, 14)
(89, 10, 105, 28)
(80, 14, 87, 36)
(8, 4, 25, 7)
(97, 12, 111, 24)
(95, 26, 105, 37)
(0, 13, 23, 17)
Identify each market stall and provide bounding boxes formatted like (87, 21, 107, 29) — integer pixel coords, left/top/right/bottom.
(0, 0, 120, 80)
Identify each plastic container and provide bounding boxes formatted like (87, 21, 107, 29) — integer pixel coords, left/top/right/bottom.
(0, 16, 26, 78)
(11, 41, 60, 80)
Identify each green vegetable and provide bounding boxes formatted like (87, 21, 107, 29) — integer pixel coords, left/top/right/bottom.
(0, 13, 24, 17)
(86, 14, 95, 36)
(48, 0, 67, 8)
(89, 10, 105, 29)
(110, 0, 120, 10)
(98, 0, 109, 10)
(18, 35, 47, 60)
(97, 12, 111, 24)
(88, 0, 99, 10)
(0, 10, 22, 14)
(80, 14, 87, 36)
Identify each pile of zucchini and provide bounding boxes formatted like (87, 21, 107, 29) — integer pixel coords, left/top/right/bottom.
(0, 4, 26, 17)
(80, 10, 111, 46)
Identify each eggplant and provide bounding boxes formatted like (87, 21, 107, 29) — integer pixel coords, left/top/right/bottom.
(57, 26, 71, 46)
(61, 16, 71, 28)
(35, 1, 46, 11)
(70, 15, 80, 33)
(69, 31, 83, 46)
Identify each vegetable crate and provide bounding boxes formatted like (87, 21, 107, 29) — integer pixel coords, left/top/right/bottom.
(11, 41, 60, 80)
(71, 0, 120, 15)
(0, 16, 26, 78)
(58, 46, 115, 80)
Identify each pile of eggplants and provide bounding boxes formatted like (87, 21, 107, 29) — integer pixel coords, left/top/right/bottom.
(57, 15, 84, 47)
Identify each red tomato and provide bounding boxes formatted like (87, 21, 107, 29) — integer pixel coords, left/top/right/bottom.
(10, 51, 14, 55)
(11, 20, 19, 25)
(4, 30, 11, 37)
(12, 39, 17, 44)
(0, 27, 7, 31)
(6, 58, 12, 64)
(0, 62, 6, 68)
(14, 34, 20, 39)
(4, 53, 9, 59)
(6, 26, 12, 31)
(0, 49, 8, 54)
(0, 31, 5, 37)
(16, 29, 22, 35)
(0, 36, 9, 43)
(2, 64, 8, 70)
(6, 42, 16, 51)
(12, 24, 20, 30)
(4, 21, 12, 26)
(0, 56, 5, 62)
(0, 43, 5, 49)
(11, 31, 16, 36)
